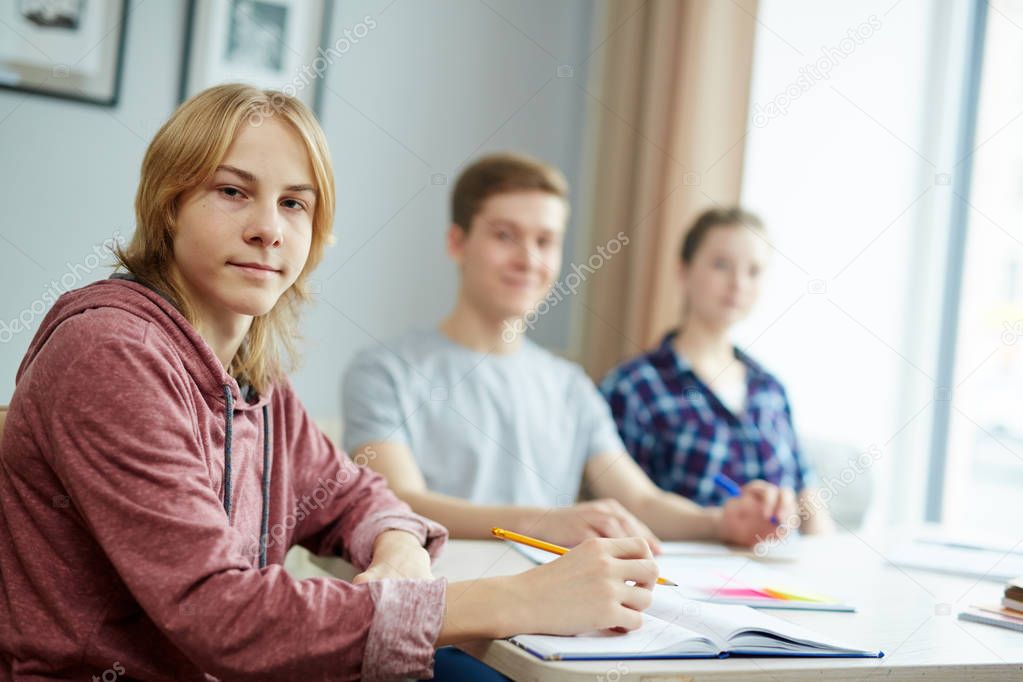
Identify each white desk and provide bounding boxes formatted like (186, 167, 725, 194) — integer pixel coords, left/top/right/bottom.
(294, 533, 1023, 681)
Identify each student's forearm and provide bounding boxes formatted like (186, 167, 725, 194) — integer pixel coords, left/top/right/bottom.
(395, 488, 547, 539)
(436, 577, 523, 645)
(631, 490, 721, 541)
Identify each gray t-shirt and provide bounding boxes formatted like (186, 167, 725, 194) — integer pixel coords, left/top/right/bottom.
(342, 330, 625, 507)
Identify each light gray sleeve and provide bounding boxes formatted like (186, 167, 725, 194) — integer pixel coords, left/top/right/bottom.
(572, 366, 628, 460)
(341, 347, 412, 452)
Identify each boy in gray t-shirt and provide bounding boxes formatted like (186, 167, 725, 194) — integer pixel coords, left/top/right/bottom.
(344, 329, 622, 508)
(342, 153, 794, 549)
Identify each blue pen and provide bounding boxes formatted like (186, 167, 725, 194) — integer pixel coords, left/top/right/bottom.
(714, 473, 778, 525)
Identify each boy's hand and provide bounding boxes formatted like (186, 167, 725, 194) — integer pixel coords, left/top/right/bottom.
(503, 537, 658, 635)
(534, 499, 662, 554)
(352, 530, 433, 583)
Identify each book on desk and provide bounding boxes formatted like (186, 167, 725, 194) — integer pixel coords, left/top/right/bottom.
(959, 576, 1023, 633)
(509, 590, 882, 661)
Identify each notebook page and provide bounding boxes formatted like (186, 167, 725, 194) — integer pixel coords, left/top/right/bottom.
(654, 555, 853, 611)
(648, 589, 879, 655)
(509, 612, 720, 659)
(659, 538, 802, 562)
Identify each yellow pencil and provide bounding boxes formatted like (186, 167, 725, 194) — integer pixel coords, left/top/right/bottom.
(491, 527, 678, 587)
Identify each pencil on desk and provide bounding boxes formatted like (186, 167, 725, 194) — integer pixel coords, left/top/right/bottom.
(491, 527, 678, 587)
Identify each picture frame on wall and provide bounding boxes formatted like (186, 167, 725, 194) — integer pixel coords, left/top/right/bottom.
(180, 0, 333, 117)
(0, 0, 129, 106)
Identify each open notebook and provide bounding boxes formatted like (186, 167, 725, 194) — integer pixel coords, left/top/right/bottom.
(509, 590, 882, 661)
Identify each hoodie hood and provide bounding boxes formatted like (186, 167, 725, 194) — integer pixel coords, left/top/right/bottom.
(18, 275, 270, 411)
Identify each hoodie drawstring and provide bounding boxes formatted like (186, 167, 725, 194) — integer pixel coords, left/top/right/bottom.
(259, 404, 272, 569)
(222, 386, 234, 521)
(221, 384, 273, 568)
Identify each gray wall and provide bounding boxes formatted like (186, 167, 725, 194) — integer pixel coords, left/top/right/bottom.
(0, 0, 596, 424)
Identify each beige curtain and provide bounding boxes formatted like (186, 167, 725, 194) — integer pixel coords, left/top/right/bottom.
(579, 0, 759, 380)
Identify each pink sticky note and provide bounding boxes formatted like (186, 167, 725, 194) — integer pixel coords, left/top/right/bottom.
(710, 587, 776, 599)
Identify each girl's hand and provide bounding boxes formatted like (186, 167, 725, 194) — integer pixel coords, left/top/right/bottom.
(718, 480, 797, 546)
(352, 530, 433, 583)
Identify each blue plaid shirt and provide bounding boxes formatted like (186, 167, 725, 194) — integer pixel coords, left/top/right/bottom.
(599, 330, 815, 507)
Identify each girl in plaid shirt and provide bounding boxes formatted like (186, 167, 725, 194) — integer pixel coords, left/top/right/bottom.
(601, 207, 833, 534)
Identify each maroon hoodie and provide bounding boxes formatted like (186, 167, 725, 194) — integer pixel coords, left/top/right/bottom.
(0, 278, 448, 680)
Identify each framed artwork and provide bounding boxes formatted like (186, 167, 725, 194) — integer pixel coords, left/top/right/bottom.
(180, 0, 333, 116)
(0, 0, 129, 106)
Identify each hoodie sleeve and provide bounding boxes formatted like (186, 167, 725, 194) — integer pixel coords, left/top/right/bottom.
(46, 325, 445, 681)
(275, 382, 451, 678)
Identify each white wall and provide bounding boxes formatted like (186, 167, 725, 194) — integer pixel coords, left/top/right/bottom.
(0, 0, 186, 388)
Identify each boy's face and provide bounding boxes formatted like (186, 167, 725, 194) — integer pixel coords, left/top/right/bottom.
(170, 117, 317, 326)
(448, 190, 568, 322)
(681, 224, 769, 328)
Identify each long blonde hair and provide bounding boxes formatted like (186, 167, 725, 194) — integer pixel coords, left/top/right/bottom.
(117, 83, 336, 394)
